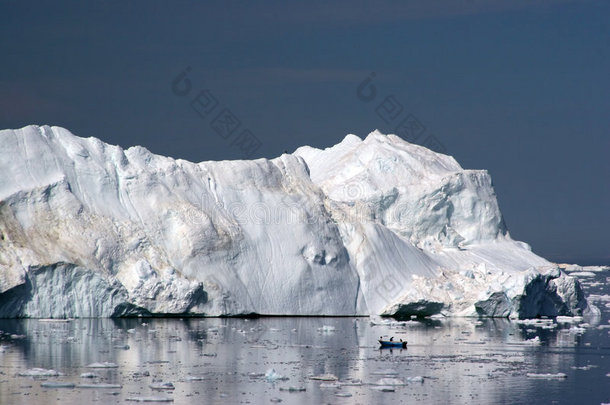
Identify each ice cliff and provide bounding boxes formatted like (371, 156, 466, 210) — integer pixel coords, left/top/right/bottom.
(0, 125, 592, 319)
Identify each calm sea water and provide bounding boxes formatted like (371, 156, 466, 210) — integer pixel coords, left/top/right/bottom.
(0, 270, 608, 405)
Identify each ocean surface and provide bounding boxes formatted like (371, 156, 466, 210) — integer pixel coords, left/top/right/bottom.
(0, 269, 608, 405)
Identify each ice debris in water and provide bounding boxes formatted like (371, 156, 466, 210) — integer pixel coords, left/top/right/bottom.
(247, 372, 266, 378)
(310, 373, 338, 381)
(568, 272, 596, 278)
(77, 383, 122, 389)
(317, 325, 335, 333)
(319, 383, 340, 389)
(526, 373, 567, 379)
(556, 316, 583, 324)
(149, 381, 175, 390)
(338, 379, 362, 386)
(279, 386, 306, 392)
(375, 378, 405, 386)
(80, 372, 99, 378)
(125, 397, 174, 402)
(19, 368, 63, 377)
(40, 382, 76, 388)
(185, 375, 206, 381)
(86, 362, 118, 368)
(371, 369, 399, 376)
(265, 368, 289, 382)
(371, 386, 395, 392)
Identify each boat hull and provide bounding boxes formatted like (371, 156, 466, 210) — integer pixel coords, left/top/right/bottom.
(378, 340, 407, 348)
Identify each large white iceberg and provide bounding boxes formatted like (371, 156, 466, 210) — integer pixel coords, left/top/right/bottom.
(0, 125, 593, 318)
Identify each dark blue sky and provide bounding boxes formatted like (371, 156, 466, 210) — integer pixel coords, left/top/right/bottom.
(1, 1, 608, 263)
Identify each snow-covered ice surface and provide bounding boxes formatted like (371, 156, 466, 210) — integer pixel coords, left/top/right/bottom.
(0, 125, 594, 318)
(0, 269, 608, 405)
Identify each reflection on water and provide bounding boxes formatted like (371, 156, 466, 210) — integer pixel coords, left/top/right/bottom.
(0, 272, 609, 405)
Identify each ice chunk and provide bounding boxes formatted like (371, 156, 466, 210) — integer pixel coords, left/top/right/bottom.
(77, 384, 122, 389)
(525, 336, 541, 345)
(40, 382, 76, 388)
(185, 375, 206, 381)
(556, 316, 583, 324)
(374, 378, 405, 386)
(149, 382, 175, 390)
(265, 368, 288, 382)
(371, 386, 395, 392)
(338, 379, 362, 386)
(80, 372, 99, 378)
(310, 373, 338, 381)
(569, 272, 596, 278)
(125, 397, 174, 402)
(526, 373, 567, 379)
(279, 386, 306, 392)
(371, 369, 399, 376)
(86, 362, 118, 368)
(19, 368, 63, 377)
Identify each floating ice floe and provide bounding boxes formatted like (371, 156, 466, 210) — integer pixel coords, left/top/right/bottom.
(570, 365, 597, 371)
(568, 272, 597, 278)
(265, 368, 289, 382)
(515, 318, 555, 329)
(526, 373, 567, 379)
(19, 368, 63, 377)
(39, 318, 72, 322)
(374, 378, 405, 386)
(125, 397, 174, 402)
(555, 316, 583, 324)
(525, 336, 541, 345)
(568, 326, 587, 334)
(247, 372, 266, 378)
(559, 264, 610, 273)
(338, 379, 362, 386)
(371, 386, 396, 392)
(279, 386, 306, 392)
(77, 383, 122, 389)
(371, 369, 399, 376)
(310, 373, 338, 381)
(41, 382, 76, 388)
(149, 382, 175, 390)
(86, 362, 118, 368)
(185, 375, 206, 381)
(319, 383, 340, 389)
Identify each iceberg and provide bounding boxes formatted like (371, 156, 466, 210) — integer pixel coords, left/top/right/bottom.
(0, 125, 593, 319)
